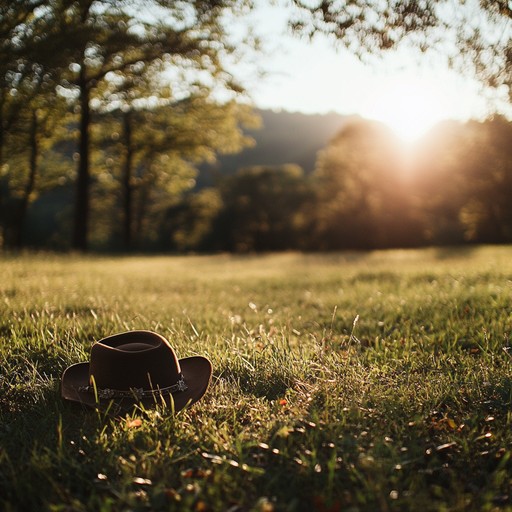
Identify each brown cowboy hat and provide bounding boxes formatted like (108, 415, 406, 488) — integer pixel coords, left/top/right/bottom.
(61, 330, 212, 413)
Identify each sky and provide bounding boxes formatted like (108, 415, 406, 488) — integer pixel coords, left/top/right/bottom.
(231, 1, 511, 142)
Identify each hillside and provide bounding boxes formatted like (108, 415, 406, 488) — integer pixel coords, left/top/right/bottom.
(196, 109, 350, 187)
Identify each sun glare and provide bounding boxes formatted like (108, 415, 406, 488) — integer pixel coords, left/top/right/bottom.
(361, 75, 453, 143)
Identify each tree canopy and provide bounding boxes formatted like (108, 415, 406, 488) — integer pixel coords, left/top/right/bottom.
(0, 0, 257, 251)
(291, 0, 512, 102)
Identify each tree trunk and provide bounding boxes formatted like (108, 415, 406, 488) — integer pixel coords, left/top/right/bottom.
(0, 106, 4, 167)
(0, 105, 5, 249)
(72, 63, 90, 252)
(134, 180, 150, 248)
(122, 111, 133, 250)
(15, 109, 39, 249)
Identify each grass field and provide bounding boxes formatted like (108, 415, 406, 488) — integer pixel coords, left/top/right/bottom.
(1, 247, 512, 511)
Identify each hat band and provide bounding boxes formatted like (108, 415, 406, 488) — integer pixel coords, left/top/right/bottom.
(78, 374, 188, 400)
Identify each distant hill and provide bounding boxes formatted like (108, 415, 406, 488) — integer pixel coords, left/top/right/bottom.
(196, 109, 351, 188)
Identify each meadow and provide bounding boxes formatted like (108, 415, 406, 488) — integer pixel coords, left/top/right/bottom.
(1, 247, 512, 511)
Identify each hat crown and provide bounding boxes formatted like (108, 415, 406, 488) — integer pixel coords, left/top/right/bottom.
(89, 331, 181, 391)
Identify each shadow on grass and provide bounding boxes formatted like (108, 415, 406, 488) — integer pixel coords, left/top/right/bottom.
(216, 364, 293, 400)
(0, 386, 103, 448)
(0, 384, 116, 511)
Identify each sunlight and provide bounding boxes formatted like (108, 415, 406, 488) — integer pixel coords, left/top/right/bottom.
(360, 75, 453, 143)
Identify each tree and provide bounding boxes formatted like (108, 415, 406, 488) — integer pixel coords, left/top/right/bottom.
(215, 164, 315, 252)
(160, 188, 223, 252)
(0, 1, 73, 246)
(458, 116, 512, 242)
(407, 116, 512, 244)
(411, 120, 470, 244)
(313, 118, 422, 249)
(50, 0, 254, 251)
(291, 0, 511, 101)
(1, 95, 70, 248)
(0, 1, 65, 160)
(94, 95, 257, 250)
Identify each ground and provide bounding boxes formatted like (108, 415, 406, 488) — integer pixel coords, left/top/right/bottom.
(1, 247, 512, 511)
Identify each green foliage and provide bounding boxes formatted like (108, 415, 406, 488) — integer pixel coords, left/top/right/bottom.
(214, 164, 315, 252)
(0, 0, 259, 251)
(60, 0, 256, 251)
(2, 247, 512, 510)
(0, 0, 78, 247)
(88, 97, 258, 250)
(162, 188, 224, 251)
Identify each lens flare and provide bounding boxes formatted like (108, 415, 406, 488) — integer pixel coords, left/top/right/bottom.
(361, 75, 453, 143)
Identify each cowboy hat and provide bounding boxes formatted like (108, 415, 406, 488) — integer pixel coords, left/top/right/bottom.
(61, 330, 212, 413)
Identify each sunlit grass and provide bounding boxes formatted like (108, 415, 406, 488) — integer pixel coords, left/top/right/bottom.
(1, 247, 512, 510)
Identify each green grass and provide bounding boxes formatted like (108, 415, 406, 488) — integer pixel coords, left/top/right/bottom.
(1, 246, 512, 511)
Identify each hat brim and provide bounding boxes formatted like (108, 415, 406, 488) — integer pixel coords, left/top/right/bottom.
(61, 356, 212, 414)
